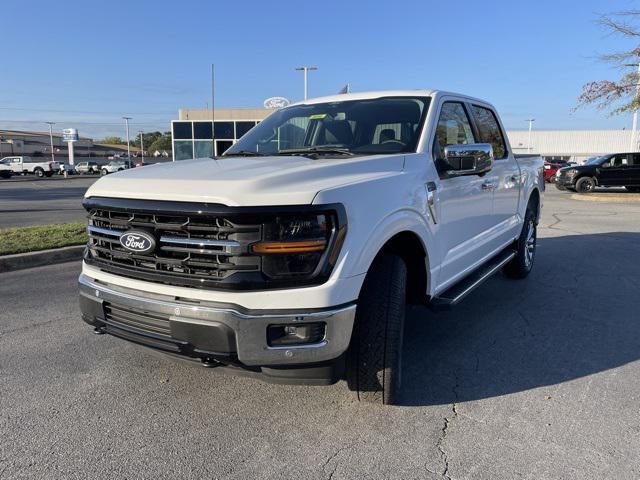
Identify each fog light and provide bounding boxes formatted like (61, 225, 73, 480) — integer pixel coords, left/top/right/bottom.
(267, 322, 326, 347)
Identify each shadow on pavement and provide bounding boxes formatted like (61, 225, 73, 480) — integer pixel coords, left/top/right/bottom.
(400, 232, 640, 407)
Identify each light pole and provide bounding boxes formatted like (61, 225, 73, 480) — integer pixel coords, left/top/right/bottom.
(138, 130, 144, 163)
(45, 122, 55, 163)
(122, 116, 132, 161)
(625, 63, 640, 151)
(295, 66, 318, 100)
(526, 118, 535, 153)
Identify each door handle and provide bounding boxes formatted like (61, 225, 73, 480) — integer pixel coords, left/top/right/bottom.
(425, 182, 438, 224)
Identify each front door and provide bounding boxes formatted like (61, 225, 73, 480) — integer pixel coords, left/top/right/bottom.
(628, 154, 640, 186)
(431, 100, 495, 291)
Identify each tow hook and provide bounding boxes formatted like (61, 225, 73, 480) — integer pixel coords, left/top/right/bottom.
(93, 326, 106, 335)
(201, 357, 222, 368)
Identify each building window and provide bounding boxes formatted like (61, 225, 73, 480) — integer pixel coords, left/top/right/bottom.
(173, 122, 193, 140)
(216, 140, 233, 156)
(193, 122, 213, 140)
(174, 141, 194, 160)
(235, 121, 256, 139)
(194, 140, 213, 158)
(214, 121, 234, 139)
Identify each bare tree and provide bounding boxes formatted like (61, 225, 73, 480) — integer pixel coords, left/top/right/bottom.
(577, 11, 640, 115)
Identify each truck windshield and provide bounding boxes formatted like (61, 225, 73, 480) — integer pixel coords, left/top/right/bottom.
(225, 96, 430, 157)
(585, 156, 607, 165)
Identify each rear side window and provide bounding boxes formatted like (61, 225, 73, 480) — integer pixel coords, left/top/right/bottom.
(471, 105, 507, 159)
(434, 102, 476, 158)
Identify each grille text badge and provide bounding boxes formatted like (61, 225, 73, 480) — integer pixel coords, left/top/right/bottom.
(119, 230, 156, 254)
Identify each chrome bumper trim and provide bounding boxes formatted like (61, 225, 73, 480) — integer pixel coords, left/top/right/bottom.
(79, 273, 356, 366)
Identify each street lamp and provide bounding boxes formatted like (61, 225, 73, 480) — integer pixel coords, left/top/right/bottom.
(138, 130, 144, 163)
(526, 118, 535, 153)
(295, 66, 318, 100)
(122, 116, 132, 161)
(45, 122, 56, 163)
(624, 63, 640, 151)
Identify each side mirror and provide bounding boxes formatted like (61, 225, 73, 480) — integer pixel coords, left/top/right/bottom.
(442, 143, 494, 177)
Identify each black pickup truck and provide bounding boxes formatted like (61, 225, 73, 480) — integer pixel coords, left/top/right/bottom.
(555, 153, 640, 193)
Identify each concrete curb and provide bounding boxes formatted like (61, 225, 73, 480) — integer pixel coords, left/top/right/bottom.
(0, 245, 84, 273)
(570, 193, 640, 203)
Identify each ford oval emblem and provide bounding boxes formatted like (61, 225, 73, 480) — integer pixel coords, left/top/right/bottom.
(119, 230, 156, 254)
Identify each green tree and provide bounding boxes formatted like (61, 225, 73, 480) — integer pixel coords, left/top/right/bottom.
(577, 10, 640, 115)
(99, 136, 126, 145)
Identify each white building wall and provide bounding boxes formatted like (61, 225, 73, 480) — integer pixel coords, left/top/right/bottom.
(507, 130, 635, 161)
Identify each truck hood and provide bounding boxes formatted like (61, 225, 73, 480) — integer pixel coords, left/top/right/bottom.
(85, 154, 406, 206)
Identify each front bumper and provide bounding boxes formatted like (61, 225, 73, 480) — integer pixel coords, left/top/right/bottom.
(79, 273, 356, 370)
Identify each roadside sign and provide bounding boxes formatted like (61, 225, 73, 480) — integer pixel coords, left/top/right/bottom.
(62, 128, 79, 142)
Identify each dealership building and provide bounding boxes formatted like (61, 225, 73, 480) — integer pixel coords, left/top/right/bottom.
(172, 107, 638, 163)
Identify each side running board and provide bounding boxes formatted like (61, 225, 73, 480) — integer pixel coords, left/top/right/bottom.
(430, 249, 516, 310)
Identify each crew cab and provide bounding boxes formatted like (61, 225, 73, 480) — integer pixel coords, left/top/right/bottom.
(0, 156, 59, 177)
(79, 90, 543, 405)
(76, 161, 100, 174)
(556, 153, 640, 193)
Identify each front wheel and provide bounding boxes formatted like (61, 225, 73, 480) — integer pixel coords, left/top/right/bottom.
(101, 169, 108, 176)
(504, 207, 537, 279)
(346, 254, 407, 405)
(575, 177, 596, 194)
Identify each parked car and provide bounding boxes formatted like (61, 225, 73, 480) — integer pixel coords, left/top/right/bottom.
(0, 162, 12, 178)
(76, 161, 100, 175)
(556, 153, 640, 193)
(58, 162, 78, 175)
(100, 160, 131, 175)
(543, 162, 562, 182)
(79, 90, 544, 405)
(0, 156, 59, 177)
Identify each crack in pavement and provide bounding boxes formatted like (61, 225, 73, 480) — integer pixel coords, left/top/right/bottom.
(321, 441, 357, 480)
(436, 371, 460, 480)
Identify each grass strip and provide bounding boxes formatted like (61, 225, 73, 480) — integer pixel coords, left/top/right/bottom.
(0, 222, 86, 256)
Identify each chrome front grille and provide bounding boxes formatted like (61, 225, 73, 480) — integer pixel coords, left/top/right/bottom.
(85, 206, 262, 288)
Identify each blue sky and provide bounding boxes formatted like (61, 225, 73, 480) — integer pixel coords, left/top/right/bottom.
(2, 0, 640, 138)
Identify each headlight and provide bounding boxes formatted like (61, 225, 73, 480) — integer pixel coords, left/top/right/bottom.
(565, 169, 577, 176)
(252, 209, 346, 280)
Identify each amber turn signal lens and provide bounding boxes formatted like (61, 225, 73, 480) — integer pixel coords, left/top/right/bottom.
(252, 239, 327, 254)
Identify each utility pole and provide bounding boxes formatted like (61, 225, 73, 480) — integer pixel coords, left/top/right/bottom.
(211, 63, 215, 157)
(625, 63, 640, 151)
(139, 130, 144, 163)
(526, 118, 535, 153)
(45, 122, 55, 163)
(295, 66, 318, 100)
(122, 116, 132, 161)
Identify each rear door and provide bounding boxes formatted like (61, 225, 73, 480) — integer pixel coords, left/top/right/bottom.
(598, 153, 628, 186)
(629, 154, 640, 186)
(469, 104, 521, 244)
(10, 157, 22, 173)
(431, 99, 495, 290)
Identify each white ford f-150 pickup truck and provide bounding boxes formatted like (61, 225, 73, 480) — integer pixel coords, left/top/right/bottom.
(79, 90, 543, 405)
(0, 156, 60, 177)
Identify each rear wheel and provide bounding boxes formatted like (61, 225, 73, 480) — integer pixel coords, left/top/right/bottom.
(34, 168, 44, 178)
(346, 254, 407, 405)
(504, 207, 537, 279)
(575, 177, 596, 194)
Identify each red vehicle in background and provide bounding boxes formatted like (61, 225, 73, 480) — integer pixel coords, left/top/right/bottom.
(543, 162, 562, 182)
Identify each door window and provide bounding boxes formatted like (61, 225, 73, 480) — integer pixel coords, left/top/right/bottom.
(609, 154, 628, 167)
(471, 105, 507, 159)
(434, 102, 476, 158)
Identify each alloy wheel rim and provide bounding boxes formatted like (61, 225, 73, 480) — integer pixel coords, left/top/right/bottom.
(524, 220, 536, 268)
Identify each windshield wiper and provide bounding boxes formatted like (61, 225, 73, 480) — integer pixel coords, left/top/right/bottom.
(223, 150, 266, 157)
(278, 147, 355, 157)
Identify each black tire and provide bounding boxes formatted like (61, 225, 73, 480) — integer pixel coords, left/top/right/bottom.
(575, 176, 596, 194)
(504, 207, 537, 279)
(0, 171, 10, 179)
(101, 169, 108, 176)
(625, 186, 640, 193)
(34, 168, 44, 178)
(346, 254, 407, 405)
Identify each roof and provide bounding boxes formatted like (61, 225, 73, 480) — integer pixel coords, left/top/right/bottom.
(293, 89, 490, 106)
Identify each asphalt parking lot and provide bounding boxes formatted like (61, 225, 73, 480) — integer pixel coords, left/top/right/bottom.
(1, 188, 640, 479)
(0, 176, 98, 227)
